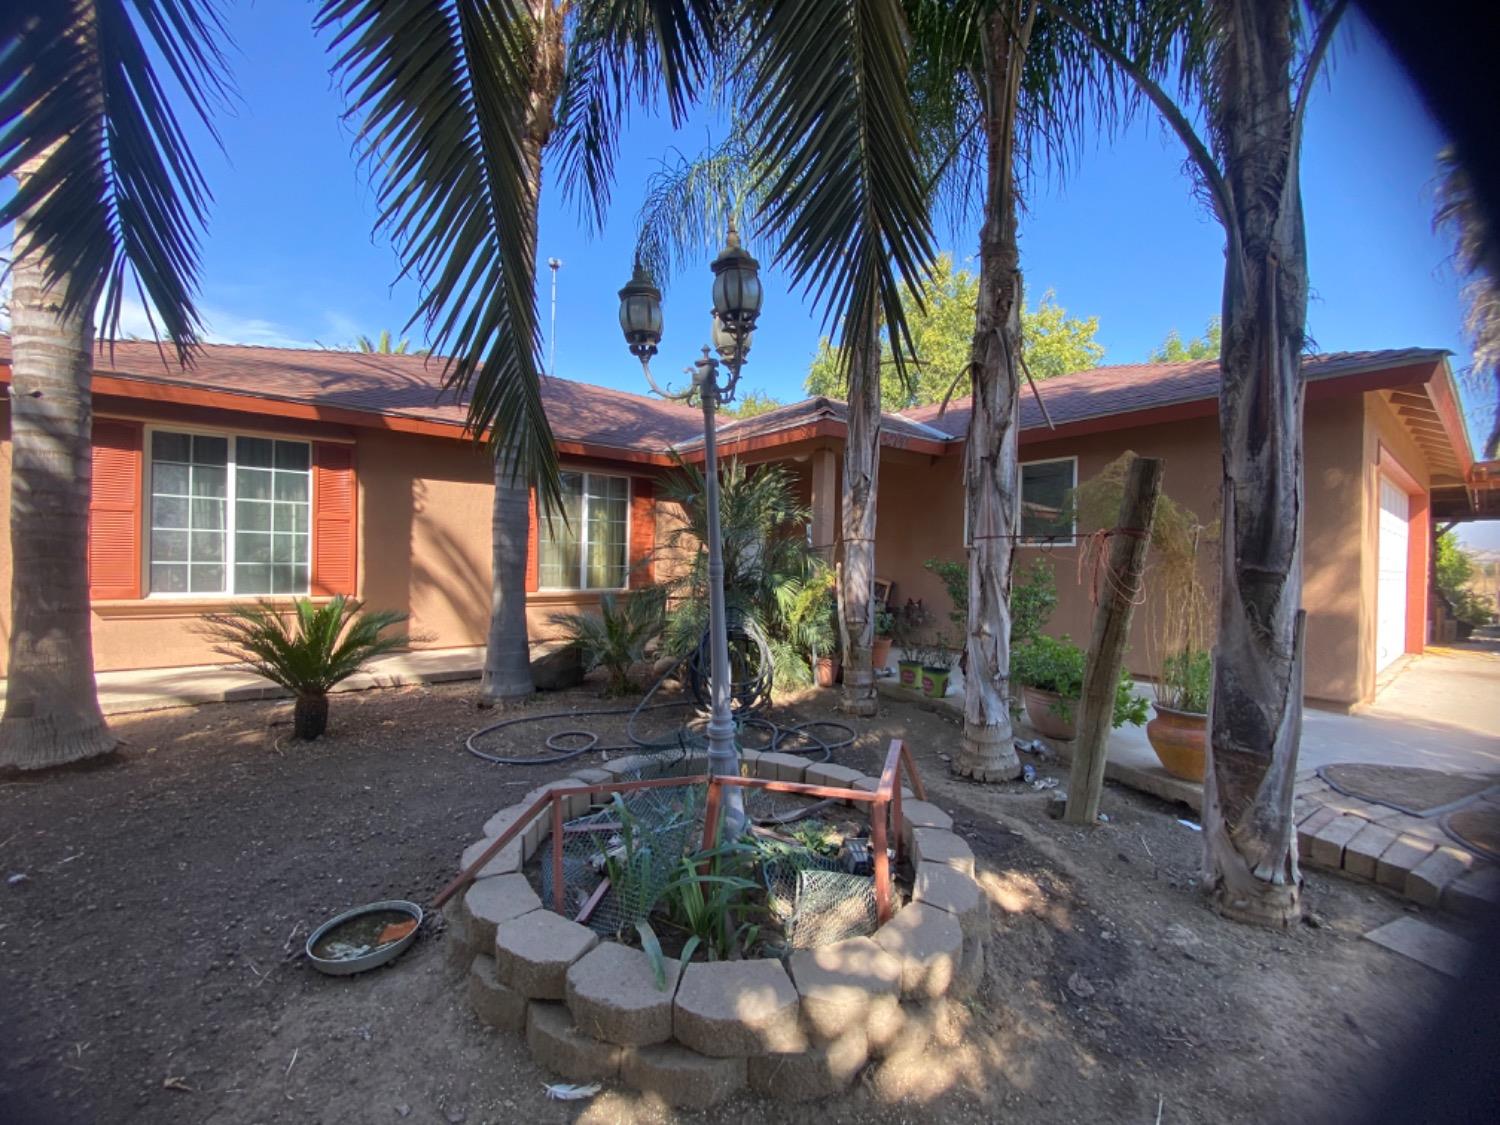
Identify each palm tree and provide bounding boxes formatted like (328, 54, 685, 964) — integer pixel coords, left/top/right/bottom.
(1056, 0, 1349, 925)
(1434, 147, 1500, 459)
(0, 2, 229, 770)
(354, 329, 426, 355)
(902, 0, 1125, 783)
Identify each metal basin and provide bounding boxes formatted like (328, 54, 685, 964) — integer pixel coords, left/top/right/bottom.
(305, 899, 423, 977)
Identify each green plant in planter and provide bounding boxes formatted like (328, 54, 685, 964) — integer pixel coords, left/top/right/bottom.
(873, 608, 895, 638)
(555, 589, 665, 696)
(202, 596, 410, 740)
(1158, 647, 1212, 714)
(1011, 633, 1147, 728)
(656, 840, 763, 964)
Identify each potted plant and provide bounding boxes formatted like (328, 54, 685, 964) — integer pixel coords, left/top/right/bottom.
(1011, 633, 1148, 741)
(890, 600, 930, 688)
(1148, 647, 1212, 780)
(918, 639, 957, 699)
(872, 608, 895, 673)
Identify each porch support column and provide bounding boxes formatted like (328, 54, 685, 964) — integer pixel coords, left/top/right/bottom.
(809, 447, 838, 560)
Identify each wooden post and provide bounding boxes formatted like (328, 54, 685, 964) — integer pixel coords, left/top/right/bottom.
(1065, 456, 1164, 826)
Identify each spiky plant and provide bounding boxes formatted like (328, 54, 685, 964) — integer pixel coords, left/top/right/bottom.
(556, 590, 665, 696)
(203, 597, 410, 740)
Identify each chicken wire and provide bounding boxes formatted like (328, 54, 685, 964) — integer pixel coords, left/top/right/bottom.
(539, 780, 707, 938)
(760, 845, 880, 951)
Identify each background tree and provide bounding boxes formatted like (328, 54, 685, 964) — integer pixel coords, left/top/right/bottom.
(1061, 0, 1350, 925)
(1434, 147, 1500, 458)
(720, 389, 782, 419)
(1148, 316, 1223, 362)
(354, 329, 426, 355)
(0, 1, 229, 770)
(804, 254, 1104, 405)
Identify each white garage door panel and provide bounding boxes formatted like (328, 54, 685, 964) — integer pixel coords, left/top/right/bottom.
(1376, 477, 1409, 673)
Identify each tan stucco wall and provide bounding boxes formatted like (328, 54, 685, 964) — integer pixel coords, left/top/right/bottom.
(866, 401, 1373, 706)
(0, 407, 658, 675)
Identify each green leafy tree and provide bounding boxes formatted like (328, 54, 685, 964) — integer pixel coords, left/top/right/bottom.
(804, 255, 1103, 406)
(1149, 318, 1223, 362)
(721, 390, 782, 419)
(1436, 531, 1496, 628)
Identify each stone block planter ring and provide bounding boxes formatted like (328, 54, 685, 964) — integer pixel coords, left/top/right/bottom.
(435, 740, 987, 1108)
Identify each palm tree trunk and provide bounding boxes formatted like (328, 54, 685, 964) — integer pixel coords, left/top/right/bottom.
(839, 319, 882, 717)
(0, 151, 117, 770)
(956, 10, 1025, 783)
(1201, 0, 1307, 926)
(481, 2, 562, 704)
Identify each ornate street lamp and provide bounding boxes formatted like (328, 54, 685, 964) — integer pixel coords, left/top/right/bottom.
(618, 221, 762, 839)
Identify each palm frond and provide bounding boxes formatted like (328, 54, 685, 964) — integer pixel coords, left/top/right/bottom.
(632, 132, 760, 287)
(0, 0, 231, 359)
(738, 0, 938, 386)
(316, 0, 560, 508)
(553, 0, 724, 231)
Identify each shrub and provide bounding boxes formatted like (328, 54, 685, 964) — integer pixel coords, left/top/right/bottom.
(556, 590, 664, 696)
(1011, 633, 1148, 728)
(203, 596, 410, 740)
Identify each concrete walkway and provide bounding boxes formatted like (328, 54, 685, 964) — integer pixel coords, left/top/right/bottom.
(0, 646, 486, 716)
(1101, 638, 1500, 811)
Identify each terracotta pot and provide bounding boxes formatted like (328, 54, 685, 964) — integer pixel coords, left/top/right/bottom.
(1145, 703, 1207, 781)
(1023, 685, 1077, 741)
(920, 668, 951, 698)
(872, 635, 894, 671)
(814, 656, 841, 688)
(898, 660, 923, 687)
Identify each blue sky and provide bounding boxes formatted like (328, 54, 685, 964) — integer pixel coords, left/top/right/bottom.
(15, 4, 1498, 543)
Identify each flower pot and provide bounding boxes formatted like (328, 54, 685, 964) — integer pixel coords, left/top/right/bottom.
(1022, 685, 1077, 741)
(1145, 703, 1207, 781)
(872, 635, 894, 671)
(920, 667, 951, 698)
(814, 656, 841, 688)
(898, 659, 923, 687)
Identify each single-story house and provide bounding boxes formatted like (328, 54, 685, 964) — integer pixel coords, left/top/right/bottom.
(0, 338, 1488, 709)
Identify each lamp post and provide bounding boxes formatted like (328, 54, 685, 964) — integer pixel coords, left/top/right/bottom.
(618, 222, 762, 840)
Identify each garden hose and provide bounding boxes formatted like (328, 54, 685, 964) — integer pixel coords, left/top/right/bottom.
(463, 616, 856, 769)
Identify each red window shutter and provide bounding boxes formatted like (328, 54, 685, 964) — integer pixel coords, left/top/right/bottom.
(311, 443, 358, 596)
(525, 488, 540, 593)
(629, 478, 656, 588)
(88, 420, 143, 600)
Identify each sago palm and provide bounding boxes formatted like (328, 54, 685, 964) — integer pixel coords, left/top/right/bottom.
(203, 596, 411, 740)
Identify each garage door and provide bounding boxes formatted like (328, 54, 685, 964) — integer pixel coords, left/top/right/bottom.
(1376, 476, 1409, 672)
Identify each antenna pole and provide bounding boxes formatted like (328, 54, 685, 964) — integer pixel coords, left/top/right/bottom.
(547, 258, 563, 376)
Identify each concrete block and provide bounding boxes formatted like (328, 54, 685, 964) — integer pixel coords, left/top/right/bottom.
(526, 1000, 623, 1081)
(955, 931, 986, 999)
(787, 936, 903, 1050)
(910, 828, 976, 876)
(1376, 833, 1439, 891)
(1307, 814, 1369, 871)
(674, 959, 805, 1057)
(873, 902, 963, 1000)
(566, 941, 680, 1046)
(467, 954, 527, 1032)
(803, 763, 867, 800)
(459, 834, 523, 880)
(494, 910, 599, 1000)
(1406, 845, 1477, 909)
(482, 803, 525, 839)
(913, 862, 986, 941)
(1343, 823, 1400, 881)
(621, 1043, 746, 1110)
(1295, 807, 1340, 857)
(756, 751, 811, 783)
(461, 873, 541, 951)
(747, 1026, 868, 1101)
(898, 800, 954, 846)
(1442, 865, 1500, 918)
(854, 776, 916, 799)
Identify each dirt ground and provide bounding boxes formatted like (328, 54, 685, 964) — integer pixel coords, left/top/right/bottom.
(0, 678, 1470, 1124)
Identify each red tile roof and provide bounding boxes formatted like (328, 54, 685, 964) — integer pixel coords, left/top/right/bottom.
(0, 338, 704, 453)
(904, 348, 1450, 440)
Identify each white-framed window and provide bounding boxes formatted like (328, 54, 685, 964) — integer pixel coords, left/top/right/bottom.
(147, 429, 312, 595)
(1019, 456, 1077, 545)
(538, 471, 630, 590)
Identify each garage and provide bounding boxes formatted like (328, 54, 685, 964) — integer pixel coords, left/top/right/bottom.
(1376, 475, 1410, 672)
